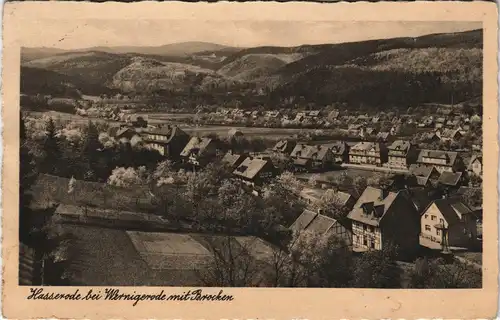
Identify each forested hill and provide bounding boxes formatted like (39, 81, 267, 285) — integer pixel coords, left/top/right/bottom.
(21, 29, 482, 109)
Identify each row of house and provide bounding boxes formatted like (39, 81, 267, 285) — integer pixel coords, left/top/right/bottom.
(291, 185, 480, 256)
(272, 139, 482, 177)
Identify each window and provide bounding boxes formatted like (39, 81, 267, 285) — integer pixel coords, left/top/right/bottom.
(424, 214, 429, 219)
(363, 238, 367, 246)
(425, 225, 431, 231)
(436, 229, 441, 236)
(431, 215, 437, 221)
(369, 226, 375, 233)
(363, 225, 367, 231)
(370, 241, 375, 249)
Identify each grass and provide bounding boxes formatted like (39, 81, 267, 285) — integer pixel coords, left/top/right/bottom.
(31, 174, 156, 212)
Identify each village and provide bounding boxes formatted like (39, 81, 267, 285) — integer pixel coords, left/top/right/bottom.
(20, 101, 483, 288)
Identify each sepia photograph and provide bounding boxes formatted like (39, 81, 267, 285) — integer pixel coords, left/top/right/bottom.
(18, 19, 486, 288)
(2, 1, 498, 319)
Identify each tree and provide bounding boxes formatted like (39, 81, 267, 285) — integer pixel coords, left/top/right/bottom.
(107, 167, 148, 187)
(40, 117, 61, 175)
(20, 116, 39, 243)
(461, 187, 482, 209)
(80, 121, 103, 181)
(352, 244, 401, 288)
(290, 230, 353, 287)
(407, 257, 481, 288)
(196, 235, 263, 287)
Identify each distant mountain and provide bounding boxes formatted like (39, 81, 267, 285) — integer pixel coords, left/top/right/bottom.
(20, 29, 482, 109)
(21, 47, 69, 63)
(78, 42, 239, 57)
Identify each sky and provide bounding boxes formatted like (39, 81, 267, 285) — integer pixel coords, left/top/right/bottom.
(27, 20, 481, 49)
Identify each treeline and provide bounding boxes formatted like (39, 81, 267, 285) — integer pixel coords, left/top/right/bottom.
(272, 67, 481, 108)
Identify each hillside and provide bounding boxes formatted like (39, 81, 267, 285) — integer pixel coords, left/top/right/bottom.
(20, 67, 112, 97)
(21, 47, 68, 63)
(217, 54, 296, 81)
(23, 51, 133, 86)
(110, 56, 218, 92)
(20, 29, 482, 109)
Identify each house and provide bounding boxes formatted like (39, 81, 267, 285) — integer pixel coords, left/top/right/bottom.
(180, 137, 219, 167)
(143, 125, 190, 159)
(349, 142, 388, 166)
(437, 128, 462, 142)
(221, 151, 247, 170)
(290, 144, 333, 170)
(423, 131, 441, 142)
(272, 140, 297, 155)
(385, 140, 416, 169)
(308, 110, 321, 118)
(435, 118, 446, 129)
(327, 141, 350, 164)
(409, 164, 441, 186)
(438, 171, 465, 188)
(233, 157, 276, 192)
(420, 198, 477, 249)
(328, 110, 340, 121)
(294, 112, 307, 122)
(445, 119, 461, 129)
(416, 149, 463, 173)
(365, 127, 378, 136)
(376, 132, 390, 142)
(468, 155, 482, 177)
(265, 110, 280, 119)
(227, 128, 244, 139)
(114, 126, 139, 141)
(299, 188, 356, 212)
(347, 186, 420, 255)
(290, 209, 352, 247)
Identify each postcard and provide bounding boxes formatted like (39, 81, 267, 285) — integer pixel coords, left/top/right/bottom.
(2, 1, 498, 319)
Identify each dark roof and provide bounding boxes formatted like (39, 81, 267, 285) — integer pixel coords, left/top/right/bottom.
(144, 126, 189, 144)
(347, 186, 402, 226)
(326, 141, 347, 155)
(222, 152, 246, 168)
(468, 155, 482, 170)
(388, 140, 410, 154)
(290, 144, 331, 161)
(350, 142, 380, 155)
(180, 137, 214, 157)
(290, 209, 317, 233)
(438, 171, 463, 186)
(417, 149, 458, 167)
(233, 158, 273, 180)
(426, 198, 473, 226)
(409, 164, 439, 186)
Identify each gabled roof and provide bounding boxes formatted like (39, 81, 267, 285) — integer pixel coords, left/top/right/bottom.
(325, 141, 348, 155)
(222, 152, 246, 168)
(388, 140, 410, 155)
(290, 209, 345, 235)
(145, 125, 189, 144)
(417, 149, 458, 166)
(425, 198, 473, 226)
(347, 186, 402, 226)
(272, 140, 295, 153)
(350, 142, 380, 155)
(115, 126, 136, 138)
(409, 164, 439, 186)
(439, 128, 461, 140)
(376, 132, 390, 140)
(180, 137, 214, 157)
(438, 171, 463, 186)
(233, 157, 273, 180)
(468, 155, 482, 170)
(290, 144, 331, 161)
